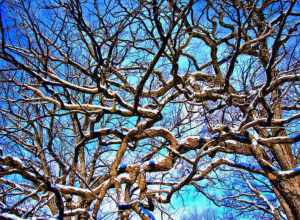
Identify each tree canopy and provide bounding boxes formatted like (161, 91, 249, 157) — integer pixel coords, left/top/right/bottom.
(0, 0, 300, 219)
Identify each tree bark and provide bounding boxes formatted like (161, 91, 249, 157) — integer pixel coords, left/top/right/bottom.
(276, 177, 300, 220)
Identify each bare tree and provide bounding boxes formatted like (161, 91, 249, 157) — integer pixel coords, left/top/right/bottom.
(0, 0, 300, 219)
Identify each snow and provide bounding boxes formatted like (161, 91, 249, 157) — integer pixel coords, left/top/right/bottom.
(178, 136, 199, 145)
(150, 127, 173, 133)
(55, 184, 92, 194)
(10, 156, 24, 165)
(137, 107, 159, 115)
(276, 167, 300, 176)
(63, 208, 87, 215)
(0, 156, 25, 167)
(116, 173, 130, 181)
(261, 159, 279, 172)
(224, 140, 238, 144)
(0, 201, 7, 209)
(0, 213, 24, 220)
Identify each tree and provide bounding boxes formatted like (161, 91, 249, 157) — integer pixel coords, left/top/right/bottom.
(0, 0, 300, 219)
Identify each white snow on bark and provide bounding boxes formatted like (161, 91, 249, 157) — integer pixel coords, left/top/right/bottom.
(0, 213, 24, 220)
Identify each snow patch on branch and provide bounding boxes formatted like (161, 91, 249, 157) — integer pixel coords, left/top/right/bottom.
(0, 213, 24, 220)
(276, 166, 300, 177)
(55, 184, 93, 195)
(0, 156, 26, 167)
(63, 208, 87, 216)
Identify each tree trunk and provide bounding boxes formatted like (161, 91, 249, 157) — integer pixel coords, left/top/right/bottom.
(274, 177, 300, 220)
